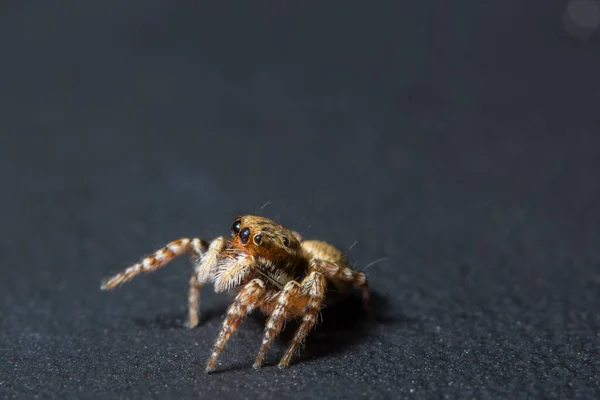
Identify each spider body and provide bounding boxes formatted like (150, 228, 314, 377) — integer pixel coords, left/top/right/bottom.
(101, 215, 371, 372)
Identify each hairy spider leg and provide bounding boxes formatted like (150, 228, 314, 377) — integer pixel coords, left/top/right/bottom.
(253, 270, 327, 369)
(100, 237, 223, 328)
(206, 279, 267, 372)
(316, 259, 373, 320)
(100, 238, 208, 289)
(253, 281, 302, 369)
(277, 271, 327, 368)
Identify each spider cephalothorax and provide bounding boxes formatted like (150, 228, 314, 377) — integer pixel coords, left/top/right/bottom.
(101, 215, 371, 372)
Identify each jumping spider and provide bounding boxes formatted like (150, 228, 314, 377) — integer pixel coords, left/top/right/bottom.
(101, 215, 371, 372)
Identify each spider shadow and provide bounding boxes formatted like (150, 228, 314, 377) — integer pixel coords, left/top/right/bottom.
(248, 290, 404, 367)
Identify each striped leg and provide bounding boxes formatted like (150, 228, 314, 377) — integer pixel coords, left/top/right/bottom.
(100, 237, 213, 328)
(278, 271, 326, 368)
(186, 273, 202, 328)
(314, 259, 372, 319)
(206, 279, 266, 372)
(253, 281, 302, 369)
(100, 238, 208, 290)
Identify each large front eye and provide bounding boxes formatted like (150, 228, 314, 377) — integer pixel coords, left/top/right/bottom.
(239, 227, 250, 244)
(232, 220, 241, 234)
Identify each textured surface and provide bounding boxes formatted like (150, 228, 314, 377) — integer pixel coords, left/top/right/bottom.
(1, 1, 600, 399)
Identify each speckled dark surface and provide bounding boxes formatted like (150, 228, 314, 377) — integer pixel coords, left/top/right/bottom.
(1, 1, 599, 399)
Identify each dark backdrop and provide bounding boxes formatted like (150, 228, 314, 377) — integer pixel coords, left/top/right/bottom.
(1, 1, 599, 399)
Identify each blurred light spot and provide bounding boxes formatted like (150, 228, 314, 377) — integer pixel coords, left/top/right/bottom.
(563, 0, 600, 38)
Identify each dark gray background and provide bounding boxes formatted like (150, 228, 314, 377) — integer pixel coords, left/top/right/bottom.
(1, 1, 599, 399)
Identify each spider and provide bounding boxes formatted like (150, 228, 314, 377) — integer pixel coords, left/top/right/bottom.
(100, 215, 371, 372)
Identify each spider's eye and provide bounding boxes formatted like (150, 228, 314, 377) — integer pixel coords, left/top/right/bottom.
(239, 227, 250, 244)
(282, 236, 290, 247)
(253, 234, 262, 245)
(232, 220, 241, 234)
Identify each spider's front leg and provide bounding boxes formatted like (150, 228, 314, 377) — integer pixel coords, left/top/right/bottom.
(278, 271, 326, 368)
(205, 278, 267, 373)
(253, 280, 302, 369)
(101, 238, 209, 328)
(100, 236, 228, 330)
(253, 271, 327, 369)
(100, 237, 208, 290)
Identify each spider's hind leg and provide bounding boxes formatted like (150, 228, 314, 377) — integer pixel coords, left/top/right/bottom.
(315, 259, 373, 319)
